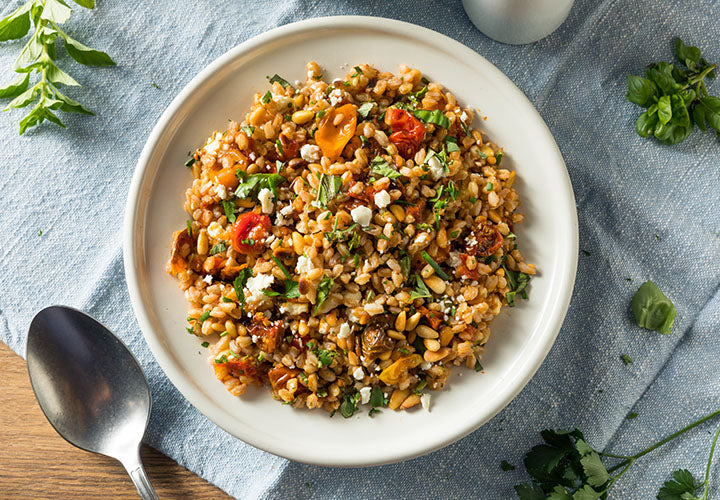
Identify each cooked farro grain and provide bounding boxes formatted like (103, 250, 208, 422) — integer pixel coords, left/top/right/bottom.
(167, 62, 536, 418)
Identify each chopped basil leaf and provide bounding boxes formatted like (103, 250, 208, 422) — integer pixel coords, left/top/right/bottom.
(413, 108, 450, 128)
(369, 155, 402, 180)
(268, 74, 291, 88)
(233, 267, 254, 313)
(221, 297, 232, 303)
(503, 264, 530, 307)
(271, 255, 292, 279)
(421, 251, 450, 280)
(241, 125, 255, 136)
(186, 220, 193, 238)
(351, 66, 363, 77)
(199, 311, 211, 322)
(201, 341, 209, 348)
(316, 109, 326, 119)
(474, 359, 483, 372)
(399, 252, 411, 281)
(222, 200, 236, 223)
(340, 391, 360, 418)
(495, 151, 504, 165)
(209, 241, 227, 255)
(370, 386, 384, 409)
(185, 156, 195, 167)
(312, 173, 343, 208)
(261, 91, 272, 104)
(409, 274, 431, 300)
(357, 102, 375, 119)
(445, 136, 461, 153)
(313, 275, 334, 315)
(234, 173, 287, 199)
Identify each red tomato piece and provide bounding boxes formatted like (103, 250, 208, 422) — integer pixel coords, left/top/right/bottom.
(384, 107, 426, 159)
(223, 360, 257, 379)
(248, 316, 284, 354)
(467, 224, 504, 258)
(231, 213, 271, 254)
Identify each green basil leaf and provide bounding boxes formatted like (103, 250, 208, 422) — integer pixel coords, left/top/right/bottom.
(0, 2, 32, 42)
(626, 75, 657, 108)
(635, 110, 657, 138)
(4, 83, 39, 110)
(0, 73, 30, 99)
(445, 136, 461, 152)
(312, 173, 342, 208)
(645, 62, 683, 95)
(657, 95, 672, 124)
(14, 34, 43, 71)
(71, 0, 95, 8)
(701, 96, 720, 132)
(356, 102, 375, 119)
(233, 267, 253, 313)
(62, 34, 116, 66)
(675, 38, 701, 66)
(413, 108, 450, 128)
(40, 0, 72, 24)
(670, 94, 690, 128)
(234, 173, 286, 199)
(268, 74, 291, 88)
(45, 60, 80, 86)
(222, 199, 236, 223)
(313, 275, 334, 315)
(693, 103, 707, 132)
(369, 155, 401, 179)
(51, 88, 93, 115)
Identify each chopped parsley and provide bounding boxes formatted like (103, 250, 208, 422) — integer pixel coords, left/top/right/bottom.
(409, 274, 431, 301)
(186, 220, 193, 238)
(503, 264, 531, 307)
(201, 341, 209, 348)
(445, 136, 461, 152)
(261, 90, 272, 104)
(241, 125, 255, 136)
(317, 349, 336, 367)
(234, 172, 286, 199)
(209, 241, 227, 255)
(313, 275, 334, 315)
(474, 359, 483, 372)
(233, 267, 253, 313)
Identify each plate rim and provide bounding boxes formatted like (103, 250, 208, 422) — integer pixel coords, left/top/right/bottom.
(123, 15, 579, 467)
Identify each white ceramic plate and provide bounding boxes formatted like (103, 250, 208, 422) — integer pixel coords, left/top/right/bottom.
(124, 16, 578, 467)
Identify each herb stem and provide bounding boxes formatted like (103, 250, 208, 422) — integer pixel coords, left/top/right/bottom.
(602, 458, 634, 493)
(687, 64, 717, 88)
(700, 421, 720, 499)
(629, 408, 720, 461)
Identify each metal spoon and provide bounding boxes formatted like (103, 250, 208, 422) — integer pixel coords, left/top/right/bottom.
(26, 305, 158, 500)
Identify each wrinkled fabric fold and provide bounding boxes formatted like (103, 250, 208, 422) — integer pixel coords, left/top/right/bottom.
(0, 0, 718, 498)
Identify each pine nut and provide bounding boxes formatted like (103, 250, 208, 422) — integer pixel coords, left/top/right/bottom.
(424, 347, 450, 362)
(423, 275, 446, 294)
(389, 389, 410, 410)
(424, 338, 441, 351)
(405, 312, 422, 331)
(394, 310, 406, 331)
(291, 110, 314, 124)
(197, 229, 208, 255)
(416, 325, 439, 339)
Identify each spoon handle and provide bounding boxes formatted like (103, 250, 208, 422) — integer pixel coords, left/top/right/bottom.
(122, 452, 159, 500)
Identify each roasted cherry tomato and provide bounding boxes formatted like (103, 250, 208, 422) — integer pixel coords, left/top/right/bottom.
(231, 213, 271, 254)
(467, 224, 504, 258)
(384, 107, 426, 159)
(315, 103, 357, 161)
(223, 360, 257, 379)
(267, 365, 307, 394)
(248, 315, 284, 354)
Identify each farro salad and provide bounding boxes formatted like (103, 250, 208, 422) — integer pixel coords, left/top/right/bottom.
(167, 62, 536, 418)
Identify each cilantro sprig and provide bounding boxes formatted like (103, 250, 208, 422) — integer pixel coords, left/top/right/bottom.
(515, 408, 720, 500)
(0, 0, 115, 134)
(626, 38, 719, 145)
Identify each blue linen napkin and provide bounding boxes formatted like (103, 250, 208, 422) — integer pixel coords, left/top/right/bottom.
(1, 0, 719, 498)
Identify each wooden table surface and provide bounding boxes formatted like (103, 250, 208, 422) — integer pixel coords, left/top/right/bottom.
(0, 342, 231, 499)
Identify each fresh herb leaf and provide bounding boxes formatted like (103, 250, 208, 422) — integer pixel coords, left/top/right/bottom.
(234, 173, 286, 199)
(413, 108, 450, 128)
(313, 275, 334, 314)
(627, 412, 638, 420)
(340, 391, 360, 418)
(370, 386, 384, 411)
(409, 274, 431, 301)
(261, 90, 272, 104)
(503, 264, 530, 307)
(0, 0, 114, 134)
(222, 199, 236, 223)
(199, 310, 211, 322)
(501, 460, 516, 471)
(271, 255, 291, 279)
(357, 102, 375, 119)
(241, 125, 255, 136)
(421, 251, 450, 280)
(474, 359, 483, 372)
(445, 135, 461, 152)
(369, 155, 402, 180)
(658, 469, 703, 500)
(209, 241, 227, 255)
(316, 349, 336, 367)
(631, 281, 676, 335)
(312, 173, 342, 208)
(233, 267, 253, 313)
(268, 74, 291, 88)
(621, 353, 633, 365)
(399, 252, 411, 281)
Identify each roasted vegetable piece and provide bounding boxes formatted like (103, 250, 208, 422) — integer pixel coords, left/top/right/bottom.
(248, 315, 284, 354)
(231, 213, 271, 254)
(168, 229, 194, 276)
(379, 354, 423, 384)
(467, 223, 504, 258)
(384, 107, 426, 159)
(361, 314, 395, 359)
(315, 103, 357, 161)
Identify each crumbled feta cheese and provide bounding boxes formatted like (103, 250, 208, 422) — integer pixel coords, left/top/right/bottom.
(207, 221, 223, 239)
(251, 334, 259, 343)
(351, 205, 372, 226)
(460, 111, 468, 123)
(204, 140, 221, 155)
(296, 255, 314, 274)
(337, 323, 351, 339)
(457, 295, 466, 303)
(279, 302, 308, 316)
(249, 151, 257, 161)
(244, 273, 275, 307)
(300, 144, 321, 163)
(203, 275, 213, 284)
(373, 190, 391, 209)
(359, 386, 372, 405)
(352, 366, 365, 380)
(447, 251, 462, 268)
(280, 204, 294, 216)
(428, 154, 445, 181)
(215, 184, 228, 200)
(257, 187, 274, 214)
(421, 362, 432, 370)
(416, 232, 430, 244)
(329, 88, 343, 106)
(420, 393, 432, 411)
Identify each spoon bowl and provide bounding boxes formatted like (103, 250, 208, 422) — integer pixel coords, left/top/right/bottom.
(26, 306, 157, 499)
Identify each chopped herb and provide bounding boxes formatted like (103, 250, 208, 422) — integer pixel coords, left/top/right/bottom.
(369, 155, 402, 179)
(627, 412, 639, 420)
(503, 264, 531, 307)
(257, 353, 264, 362)
(233, 267, 253, 313)
(268, 74, 291, 88)
(340, 391, 361, 418)
(581, 249, 591, 256)
(312, 174, 343, 208)
(201, 341, 209, 348)
(241, 125, 255, 136)
(413, 336, 427, 354)
(343, 81, 350, 87)
(421, 251, 450, 280)
(474, 359, 483, 372)
(271, 255, 292, 279)
(409, 274, 431, 301)
(199, 311, 211, 322)
(445, 136, 461, 152)
(317, 349, 336, 367)
(351, 66, 363, 77)
(219, 331, 228, 337)
(409, 86, 428, 103)
(360, 135, 369, 145)
(221, 297, 232, 303)
(506, 232, 517, 240)
(261, 91, 272, 104)
(357, 102, 375, 119)
(449, 230, 460, 239)
(317, 387, 328, 398)
(316, 109, 326, 119)
(221, 200, 236, 223)
(354, 253, 360, 268)
(399, 347, 410, 354)
(370, 386, 385, 411)
(262, 279, 300, 300)
(185, 156, 196, 168)
(234, 173, 287, 199)
(209, 241, 227, 255)
(186, 220, 193, 238)
(313, 275, 334, 315)
(299, 372, 308, 384)
(275, 139, 284, 157)
(413, 108, 451, 128)
(495, 151, 504, 165)
(214, 355, 227, 364)
(631, 281, 676, 335)
(240, 238, 255, 246)
(485, 182, 494, 192)
(501, 460, 516, 471)
(399, 252, 411, 280)
(37, 230, 42, 237)
(186, 327, 196, 335)
(151, 83, 159, 89)
(469, 196, 477, 203)
(414, 380, 428, 394)
(621, 353, 633, 365)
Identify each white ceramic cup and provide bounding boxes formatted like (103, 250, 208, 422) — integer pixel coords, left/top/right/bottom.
(462, 0, 574, 45)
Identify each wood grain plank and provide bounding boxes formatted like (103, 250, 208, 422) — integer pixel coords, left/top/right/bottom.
(0, 342, 231, 499)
